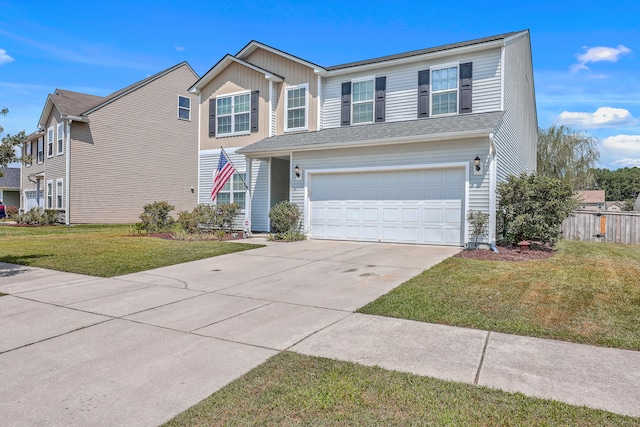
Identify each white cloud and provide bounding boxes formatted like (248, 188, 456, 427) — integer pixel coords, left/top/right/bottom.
(571, 45, 631, 73)
(612, 158, 640, 168)
(175, 45, 186, 51)
(0, 49, 14, 65)
(557, 107, 636, 128)
(600, 135, 640, 168)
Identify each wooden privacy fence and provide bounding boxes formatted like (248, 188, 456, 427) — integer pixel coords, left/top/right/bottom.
(562, 211, 640, 244)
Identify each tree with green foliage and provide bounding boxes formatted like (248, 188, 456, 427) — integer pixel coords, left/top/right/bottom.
(0, 108, 26, 177)
(537, 125, 599, 191)
(592, 167, 640, 208)
(498, 172, 581, 246)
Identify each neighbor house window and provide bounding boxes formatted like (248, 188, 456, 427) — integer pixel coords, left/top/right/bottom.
(46, 180, 53, 208)
(216, 172, 246, 209)
(431, 65, 458, 115)
(47, 127, 54, 157)
(37, 137, 44, 163)
(285, 84, 308, 131)
(56, 122, 64, 155)
(56, 179, 63, 209)
(25, 141, 32, 167)
(351, 78, 374, 124)
(178, 96, 190, 120)
(216, 92, 250, 136)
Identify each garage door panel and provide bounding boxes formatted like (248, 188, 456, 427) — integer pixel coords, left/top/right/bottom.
(310, 168, 464, 246)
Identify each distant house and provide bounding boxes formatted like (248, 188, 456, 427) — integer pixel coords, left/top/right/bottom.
(189, 30, 538, 246)
(635, 195, 640, 212)
(21, 62, 199, 224)
(0, 167, 20, 208)
(577, 190, 605, 211)
(605, 201, 625, 212)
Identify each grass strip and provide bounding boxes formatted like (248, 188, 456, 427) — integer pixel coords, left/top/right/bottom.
(165, 352, 637, 426)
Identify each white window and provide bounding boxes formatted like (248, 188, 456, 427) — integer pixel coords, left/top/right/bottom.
(285, 84, 308, 131)
(25, 141, 32, 167)
(57, 122, 64, 155)
(37, 137, 44, 164)
(216, 173, 246, 209)
(216, 92, 250, 136)
(178, 96, 190, 120)
(352, 77, 375, 124)
(56, 179, 63, 209)
(47, 127, 54, 157)
(46, 180, 53, 208)
(431, 65, 458, 115)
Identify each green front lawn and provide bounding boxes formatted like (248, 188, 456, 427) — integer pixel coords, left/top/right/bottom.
(165, 352, 636, 426)
(0, 224, 262, 277)
(359, 240, 640, 351)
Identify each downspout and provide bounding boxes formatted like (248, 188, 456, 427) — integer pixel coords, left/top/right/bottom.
(489, 132, 498, 250)
(197, 92, 202, 204)
(65, 120, 71, 225)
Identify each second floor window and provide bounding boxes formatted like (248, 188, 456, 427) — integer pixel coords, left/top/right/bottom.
(25, 141, 32, 166)
(57, 122, 64, 155)
(37, 137, 44, 163)
(285, 84, 308, 131)
(178, 96, 190, 120)
(352, 78, 374, 124)
(432, 66, 458, 115)
(47, 127, 54, 157)
(217, 92, 250, 136)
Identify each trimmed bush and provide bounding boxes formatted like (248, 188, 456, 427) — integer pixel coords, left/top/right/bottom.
(5, 205, 18, 219)
(269, 201, 301, 233)
(15, 207, 60, 226)
(137, 201, 175, 232)
(176, 203, 241, 235)
(467, 210, 489, 249)
(497, 172, 580, 246)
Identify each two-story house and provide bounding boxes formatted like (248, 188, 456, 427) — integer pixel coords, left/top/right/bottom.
(21, 62, 199, 224)
(189, 30, 537, 246)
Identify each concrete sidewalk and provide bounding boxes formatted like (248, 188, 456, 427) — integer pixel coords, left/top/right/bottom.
(1, 239, 639, 425)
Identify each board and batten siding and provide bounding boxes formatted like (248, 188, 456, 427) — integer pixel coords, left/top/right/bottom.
(243, 48, 319, 134)
(199, 148, 270, 232)
(69, 64, 198, 223)
(290, 138, 490, 242)
(493, 32, 537, 183)
(321, 49, 502, 129)
(199, 62, 271, 151)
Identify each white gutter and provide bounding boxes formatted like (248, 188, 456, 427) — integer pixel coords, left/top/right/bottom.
(196, 93, 202, 203)
(65, 119, 71, 225)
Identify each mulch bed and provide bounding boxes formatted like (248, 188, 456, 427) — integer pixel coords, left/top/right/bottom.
(454, 243, 556, 262)
(143, 232, 246, 241)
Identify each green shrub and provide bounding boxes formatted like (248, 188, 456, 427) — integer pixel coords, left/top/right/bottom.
(137, 201, 175, 232)
(176, 209, 200, 234)
(215, 203, 241, 232)
(176, 203, 241, 235)
(15, 207, 60, 226)
(497, 172, 580, 246)
(269, 201, 301, 233)
(467, 210, 489, 249)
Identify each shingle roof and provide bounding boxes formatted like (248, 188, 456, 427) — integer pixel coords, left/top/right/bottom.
(51, 89, 104, 117)
(238, 111, 504, 155)
(326, 31, 522, 71)
(578, 190, 606, 204)
(0, 167, 20, 189)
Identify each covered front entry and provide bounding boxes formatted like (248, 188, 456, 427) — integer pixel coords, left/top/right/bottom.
(308, 167, 465, 246)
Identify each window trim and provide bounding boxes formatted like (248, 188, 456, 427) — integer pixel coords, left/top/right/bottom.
(215, 90, 251, 137)
(37, 137, 44, 164)
(47, 126, 54, 158)
(284, 83, 309, 132)
(56, 122, 64, 155)
(178, 95, 191, 121)
(46, 180, 53, 209)
(351, 76, 375, 125)
(216, 172, 247, 210)
(56, 178, 63, 210)
(430, 62, 460, 116)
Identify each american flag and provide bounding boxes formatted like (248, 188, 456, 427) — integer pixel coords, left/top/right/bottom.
(210, 151, 235, 202)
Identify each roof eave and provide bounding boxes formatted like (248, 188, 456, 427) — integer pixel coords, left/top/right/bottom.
(189, 55, 283, 94)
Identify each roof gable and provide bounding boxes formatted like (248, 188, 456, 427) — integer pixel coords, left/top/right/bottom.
(189, 55, 284, 94)
(236, 41, 326, 72)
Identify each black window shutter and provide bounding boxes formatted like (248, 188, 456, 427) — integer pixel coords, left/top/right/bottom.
(418, 70, 429, 118)
(250, 90, 259, 132)
(459, 62, 472, 113)
(209, 99, 216, 137)
(375, 76, 386, 123)
(341, 82, 351, 126)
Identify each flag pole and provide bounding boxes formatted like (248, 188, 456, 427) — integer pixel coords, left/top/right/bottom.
(220, 146, 250, 196)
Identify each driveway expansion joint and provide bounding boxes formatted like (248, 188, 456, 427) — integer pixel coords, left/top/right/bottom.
(474, 331, 491, 385)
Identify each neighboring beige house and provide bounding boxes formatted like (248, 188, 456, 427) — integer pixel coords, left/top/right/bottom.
(605, 201, 625, 211)
(577, 190, 605, 211)
(190, 30, 537, 246)
(21, 62, 199, 224)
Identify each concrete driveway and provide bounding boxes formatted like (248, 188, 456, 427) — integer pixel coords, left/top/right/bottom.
(0, 239, 459, 426)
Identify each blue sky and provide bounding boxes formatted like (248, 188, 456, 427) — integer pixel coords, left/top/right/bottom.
(1, 0, 638, 169)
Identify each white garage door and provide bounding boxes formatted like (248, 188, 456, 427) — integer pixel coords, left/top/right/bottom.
(309, 168, 465, 246)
